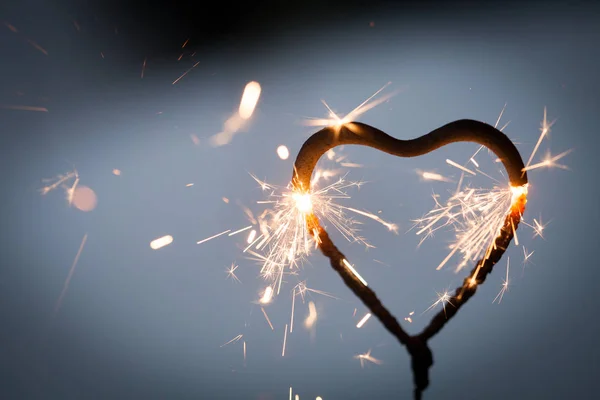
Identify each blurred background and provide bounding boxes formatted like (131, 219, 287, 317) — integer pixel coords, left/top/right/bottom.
(1, 0, 599, 399)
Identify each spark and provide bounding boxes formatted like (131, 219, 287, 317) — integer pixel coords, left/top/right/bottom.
(141, 57, 147, 78)
(413, 108, 568, 273)
(294, 281, 339, 301)
(277, 145, 290, 160)
(238, 81, 262, 120)
(226, 263, 241, 283)
(260, 286, 274, 304)
(342, 259, 368, 287)
(413, 182, 528, 272)
(424, 291, 454, 316)
(243, 340, 246, 363)
(26, 39, 48, 55)
(356, 312, 371, 328)
(289, 387, 292, 400)
(150, 235, 173, 250)
(418, 170, 453, 183)
(220, 334, 243, 347)
(493, 257, 510, 304)
(53, 233, 88, 317)
(40, 169, 79, 206)
(261, 307, 274, 330)
(172, 61, 200, 85)
(404, 311, 415, 323)
(523, 247, 535, 264)
(282, 324, 288, 356)
(181, 38, 189, 48)
(354, 349, 382, 368)
(0, 104, 48, 112)
(304, 301, 318, 329)
(522, 149, 572, 172)
(228, 225, 252, 236)
(246, 229, 257, 244)
(340, 162, 363, 168)
(446, 159, 476, 175)
(186, 183, 193, 187)
(302, 82, 401, 129)
(524, 107, 556, 171)
(209, 81, 261, 146)
(112, 169, 121, 176)
(197, 229, 231, 245)
(247, 174, 391, 295)
(372, 259, 390, 267)
(5, 22, 18, 32)
(290, 288, 296, 332)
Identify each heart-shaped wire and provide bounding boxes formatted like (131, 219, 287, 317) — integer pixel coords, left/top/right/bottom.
(291, 120, 528, 399)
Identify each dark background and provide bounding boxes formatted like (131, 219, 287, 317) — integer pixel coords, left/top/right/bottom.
(2, 0, 599, 399)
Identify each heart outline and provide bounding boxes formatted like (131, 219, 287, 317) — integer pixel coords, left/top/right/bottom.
(291, 120, 528, 399)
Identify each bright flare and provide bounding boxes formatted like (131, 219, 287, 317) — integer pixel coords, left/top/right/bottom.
(150, 235, 173, 250)
(277, 145, 290, 160)
(239, 81, 261, 120)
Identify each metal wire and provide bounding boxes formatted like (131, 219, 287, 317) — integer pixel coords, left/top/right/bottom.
(292, 120, 528, 399)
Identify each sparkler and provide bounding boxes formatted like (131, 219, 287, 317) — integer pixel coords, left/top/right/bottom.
(290, 119, 528, 399)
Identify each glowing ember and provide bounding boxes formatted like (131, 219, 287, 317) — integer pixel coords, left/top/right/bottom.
(71, 186, 97, 212)
(239, 81, 261, 120)
(150, 235, 173, 250)
(277, 145, 290, 160)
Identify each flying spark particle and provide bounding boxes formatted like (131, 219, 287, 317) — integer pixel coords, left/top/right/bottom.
(112, 169, 121, 176)
(220, 334, 243, 347)
(418, 170, 453, 183)
(246, 229, 257, 244)
(354, 349, 382, 368)
(228, 225, 252, 236)
(356, 313, 371, 328)
(150, 235, 173, 250)
(0, 104, 48, 112)
(493, 258, 510, 304)
(181, 38, 189, 48)
(282, 324, 288, 356)
(239, 81, 261, 120)
(342, 259, 368, 287)
(261, 307, 275, 330)
(226, 264, 241, 283)
(172, 61, 200, 85)
(277, 145, 290, 160)
(260, 286, 274, 304)
(5, 23, 18, 32)
(222, 197, 229, 203)
(53, 233, 88, 317)
(27, 39, 48, 55)
(304, 301, 317, 329)
(446, 159, 476, 175)
(197, 229, 230, 245)
(186, 183, 193, 187)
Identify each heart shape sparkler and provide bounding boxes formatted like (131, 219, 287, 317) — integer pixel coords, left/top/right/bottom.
(291, 120, 528, 399)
